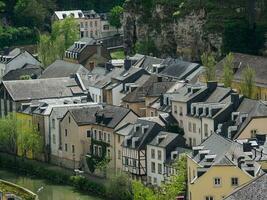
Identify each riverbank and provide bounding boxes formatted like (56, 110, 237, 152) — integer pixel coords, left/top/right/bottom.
(0, 153, 106, 199)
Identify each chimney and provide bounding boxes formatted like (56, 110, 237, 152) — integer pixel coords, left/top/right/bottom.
(231, 93, 240, 110)
(207, 81, 217, 92)
(97, 44, 102, 57)
(159, 94, 164, 106)
(124, 57, 132, 71)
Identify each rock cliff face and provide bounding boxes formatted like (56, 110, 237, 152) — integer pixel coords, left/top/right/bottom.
(123, 1, 223, 61)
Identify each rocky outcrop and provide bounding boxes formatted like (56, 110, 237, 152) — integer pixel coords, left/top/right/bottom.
(123, 1, 223, 61)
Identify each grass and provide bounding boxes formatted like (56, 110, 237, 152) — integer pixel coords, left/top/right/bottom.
(110, 50, 125, 59)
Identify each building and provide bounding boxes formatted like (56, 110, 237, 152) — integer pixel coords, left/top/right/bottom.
(59, 105, 138, 171)
(39, 60, 89, 79)
(0, 48, 41, 80)
(187, 133, 264, 200)
(223, 173, 267, 200)
(52, 10, 121, 39)
(215, 53, 267, 100)
(64, 38, 111, 70)
(122, 119, 163, 180)
(122, 75, 176, 117)
(216, 98, 267, 140)
(0, 74, 87, 117)
(146, 131, 186, 186)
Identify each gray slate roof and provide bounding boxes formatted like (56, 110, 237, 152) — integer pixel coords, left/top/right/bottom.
(3, 77, 85, 101)
(224, 173, 267, 200)
(149, 131, 182, 148)
(39, 60, 89, 79)
(69, 105, 131, 128)
(2, 65, 42, 81)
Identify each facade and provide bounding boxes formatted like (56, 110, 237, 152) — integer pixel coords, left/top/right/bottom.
(187, 133, 264, 200)
(146, 131, 186, 186)
(59, 105, 138, 171)
(214, 53, 267, 100)
(122, 119, 163, 180)
(0, 48, 41, 80)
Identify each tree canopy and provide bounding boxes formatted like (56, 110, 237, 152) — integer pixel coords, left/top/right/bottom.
(222, 52, 234, 88)
(201, 52, 216, 81)
(109, 5, 124, 31)
(240, 65, 256, 98)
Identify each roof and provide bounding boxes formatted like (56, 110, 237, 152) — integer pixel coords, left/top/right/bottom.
(122, 119, 163, 150)
(149, 131, 181, 148)
(224, 173, 267, 200)
(2, 65, 42, 81)
(122, 75, 176, 103)
(137, 55, 164, 72)
(54, 10, 84, 20)
(159, 58, 200, 80)
(2, 77, 85, 101)
(69, 105, 131, 128)
(39, 60, 89, 79)
(216, 53, 267, 87)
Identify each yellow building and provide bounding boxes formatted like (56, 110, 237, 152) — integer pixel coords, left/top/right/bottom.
(200, 53, 267, 100)
(187, 133, 263, 200)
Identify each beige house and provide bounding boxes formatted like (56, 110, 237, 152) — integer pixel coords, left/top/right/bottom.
(59, 105, 138, 172)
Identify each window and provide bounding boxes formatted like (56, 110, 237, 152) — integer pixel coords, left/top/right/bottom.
(204, 124, 208, 137)
(52, 119, 55, 128)
(95, 21, 98, 27)
(151, 111, 154, 117)
(98, 146, 102, 156)
(94, 130, 97, 139)
(214, 177, 221, 186)
(65, 144, 68, 152)
(68, 116, 71, 123)
(94, 145, 98, 155)
(37, 123, 40, 131)
(251, 129, 257, 138)
(72, 145, 75, 153)
(118, 150, 121, 160)
(99, 131, 102, 140)
(52, 134, 56, 144)
(158, 150, 162, 160)
(153, 177, 157, 184)
(231, 177, 239, 186)
(151, 162, 155, 173)
(107, 134, 111, 143)
(80, 22, 84, 28)
(107, 149, 111, 158)
(179, 120, 183, 128)
(188, 122, 192, 132)
(85, 22, 88, 28)
(90, 21, 93, 27)
(174, 105, 177, 114)
(103, 25, 109, 30)
(158, 163, 162, 174)
(205, 196, 214, 200)
(125, 158, 129, 165)
(104, 132, 106, 141)
(193, 123, 196, 133)
(65, 129, 68, 137)
(189, 138, 192, 147)
(151, 149, 155, 159)
(126, 104, 129, 109)
(118, 135, 121, 143)
(87, 130, 91, 138)
(179, 106, 183, 115)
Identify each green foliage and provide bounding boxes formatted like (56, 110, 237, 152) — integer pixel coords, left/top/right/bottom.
(20, 75, 31, 80)
(222, 52, 234, 88)
(201, 52, 216, 81)
(0, 26, 37, 49)
(109, 6, 124, 31)
(106, 173, 133, 200)
(132, 181, 156, 200)
(158, 156, 187, 200)
(240, 65, 256, 98)
(0, 113, 42, 158)
(166, 124, 184, 136)
(86, 139, 110, 173)
(0, 1, 5, 13)
(135, 38, 158, 57)
(111, 49, 125, 59)
(37, 17, 78, 67)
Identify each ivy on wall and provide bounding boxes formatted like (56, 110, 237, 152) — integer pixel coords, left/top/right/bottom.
(86, 139, 110, 173)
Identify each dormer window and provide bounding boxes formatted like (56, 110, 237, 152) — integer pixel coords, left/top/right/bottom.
(62, 14, 67, 19)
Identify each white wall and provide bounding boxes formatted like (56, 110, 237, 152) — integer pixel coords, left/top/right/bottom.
(89, 86, 103, 103)
(112, 84, 124, 106)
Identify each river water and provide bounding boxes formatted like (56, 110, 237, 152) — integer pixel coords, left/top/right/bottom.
(0, 170, 102, 200)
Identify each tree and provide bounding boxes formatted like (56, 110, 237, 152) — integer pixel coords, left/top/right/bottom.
(0, 1, 5, 13)
(222, 52, 234, 87)
(201, 52, 216, 81)
(132, 181, 156, 200)
(14, 0, 46, 28)
(37, 17, 78, 67)
(158, 156, 187, 200)
(106, 173, 133, 200)
(240, 65, 256, 98)
(109, 6, 124, 32)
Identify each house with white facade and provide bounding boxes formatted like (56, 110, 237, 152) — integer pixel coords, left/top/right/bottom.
(122, 119, 163, 180)
(146, 131, 186, 186)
